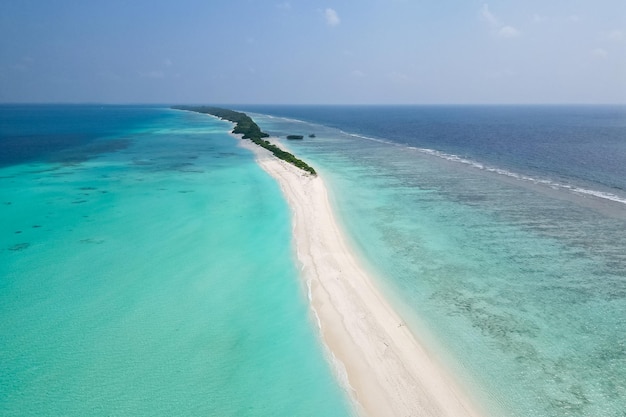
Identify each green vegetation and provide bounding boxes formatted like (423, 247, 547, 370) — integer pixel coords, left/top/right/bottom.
(173, 106, 316, 175)
(286, 135, 304, 140)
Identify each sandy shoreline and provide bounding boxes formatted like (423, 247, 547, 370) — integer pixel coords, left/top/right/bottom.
(240, 137, 486, 417)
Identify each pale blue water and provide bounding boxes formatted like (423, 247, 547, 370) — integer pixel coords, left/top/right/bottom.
(0, 106, 353, 416)
(242, 106, 626, 417)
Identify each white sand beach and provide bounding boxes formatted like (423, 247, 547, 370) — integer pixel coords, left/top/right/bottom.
(240, 138, 486, 417)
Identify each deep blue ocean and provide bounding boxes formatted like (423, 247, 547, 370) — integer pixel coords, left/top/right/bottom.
(238, 105, 626, 202)
(239, 104, 626, 417)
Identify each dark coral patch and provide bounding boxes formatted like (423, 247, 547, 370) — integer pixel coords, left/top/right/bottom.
(8, 243, 30, 251)
(80, 238, 105, 245)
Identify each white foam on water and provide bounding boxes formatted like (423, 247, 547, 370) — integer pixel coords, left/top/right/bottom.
(409, 147, 626, 206)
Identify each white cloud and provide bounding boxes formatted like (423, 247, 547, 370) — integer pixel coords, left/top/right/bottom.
(388, 71, 414, 85)
(499, 26, 521, 38)
(592, 48, 608, 58)
(603, 29, 624, 42)
(481, 4, 520, 39)
(325, 8, 340, 26)
(532, 14, 547, 23)
(481, 4, 499, 27)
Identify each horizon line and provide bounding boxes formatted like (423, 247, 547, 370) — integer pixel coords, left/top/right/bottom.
(1, 101, 625, 107)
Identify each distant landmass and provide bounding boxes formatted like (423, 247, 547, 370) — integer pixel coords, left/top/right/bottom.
(172, 106, 316, 175)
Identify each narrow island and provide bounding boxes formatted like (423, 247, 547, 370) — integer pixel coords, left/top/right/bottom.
(286, 135, 304, 140)
(172, 106, 316, 175)
(176, 104, 483, 417)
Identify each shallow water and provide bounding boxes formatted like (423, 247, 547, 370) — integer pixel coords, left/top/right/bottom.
(0, 106, 353, 416)
(249, 107, 626, 417)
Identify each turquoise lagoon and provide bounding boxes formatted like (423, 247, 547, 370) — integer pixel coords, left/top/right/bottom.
(0, 106, 353, 416)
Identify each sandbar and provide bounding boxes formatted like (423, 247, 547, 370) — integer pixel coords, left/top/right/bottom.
(240, 138, 486, 417)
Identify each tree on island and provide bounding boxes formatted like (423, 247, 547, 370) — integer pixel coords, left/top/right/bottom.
(172, 106, 317, 175)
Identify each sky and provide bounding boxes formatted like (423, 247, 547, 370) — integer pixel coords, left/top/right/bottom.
(1, 0, 625, 104)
